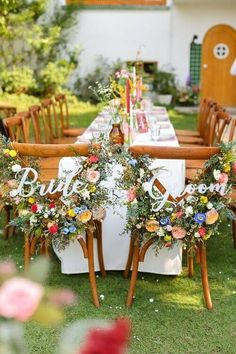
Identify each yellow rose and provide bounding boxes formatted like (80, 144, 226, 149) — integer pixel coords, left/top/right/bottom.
(88, 185, 96, 193)
(200, 196, 208, 204)
(9, 150, 17, 158)
(68, 209, 76, 218)
(145, 219, 159, 233)
(223, 163, 231, 173)
(28, 197, 35, 204)
(164, 235, 172, 242)
(3, 149, 10, 155)
(205, 209, 219, 225)
(78, 210, 92, 223)
(203, 233, 211, 241)
(170, 213, 177, 221)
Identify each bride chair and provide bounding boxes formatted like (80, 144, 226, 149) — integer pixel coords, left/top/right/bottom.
(11, 142, 106, 307)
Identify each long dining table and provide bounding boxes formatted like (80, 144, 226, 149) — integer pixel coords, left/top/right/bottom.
(53, 107, 185, 275)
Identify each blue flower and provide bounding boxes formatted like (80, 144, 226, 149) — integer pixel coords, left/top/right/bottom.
(193, 213, 206, 225)
(74, 207, 81, 214)
(63, 227, 70, 235)
(128, 159, 137, 166)
(159, 217, 170, 226)
(69, 225, 77, 233)
(81, 205, 88, 211)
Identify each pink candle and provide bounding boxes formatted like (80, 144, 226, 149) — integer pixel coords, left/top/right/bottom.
(126, 79, 131, 114)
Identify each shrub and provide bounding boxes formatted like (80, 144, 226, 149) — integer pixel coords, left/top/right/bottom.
(0, 66, 36, 94)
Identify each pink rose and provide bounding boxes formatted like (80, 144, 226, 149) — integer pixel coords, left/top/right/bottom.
(88, 155, 99, 164)
(199, 227, 207, 237)
(127, 187, 136, 202)
(171, 226, 186, 239)
(0, 277, 44, 321)
(87, 169, 100, 183)
(7, 180, 17, 188)
(176, 210, 183, 218)
(217, 173, 228, 184)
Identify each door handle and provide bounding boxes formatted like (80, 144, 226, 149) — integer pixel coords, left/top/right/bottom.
(203, 64, 208, 69)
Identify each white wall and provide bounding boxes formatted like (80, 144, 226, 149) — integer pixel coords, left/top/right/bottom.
(59, 0, 236, 87)
(67, 8, 171, 78)
(171, 2, 236, 85)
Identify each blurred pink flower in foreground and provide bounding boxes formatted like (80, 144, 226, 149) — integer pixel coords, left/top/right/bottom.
(48, 289, 77, 307)
(0, 261, 16, 276)
(78, 318, 131, 354)
(0, 277, 44, 321)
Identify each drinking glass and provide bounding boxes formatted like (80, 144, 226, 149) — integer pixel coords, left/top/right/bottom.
(150, 125, 161, 142)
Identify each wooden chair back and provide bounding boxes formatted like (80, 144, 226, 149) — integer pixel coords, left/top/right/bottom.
(29, 105, 51, 144)
(198, 98, 213, 136)
(12, 142, 89, 182)
(41, 98, 60, 142)
(54, 94, 70, 137)
(228, 119, 236, 142)
(208, 111, 232, 146)
(3, 115, 28, 143)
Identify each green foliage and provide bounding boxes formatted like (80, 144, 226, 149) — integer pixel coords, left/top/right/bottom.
(75, 57, 122, 103)
(175, 87, 199, 106)
(0, 66, 36, 94)
(38, 61, 75, 95)
(153, 70, 176, 95)
(0, 0, 79, 96)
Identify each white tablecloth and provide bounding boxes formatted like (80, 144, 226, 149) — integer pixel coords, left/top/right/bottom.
(53, 108, 185, 275)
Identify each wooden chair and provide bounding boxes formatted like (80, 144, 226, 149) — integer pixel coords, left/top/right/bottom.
(178, 102, 223, 146)
(54, 94, 86, 138)
(28, 105, 51, 144)
(3, 115, 29, 143)
(176, 98, 214, 138)
(41, 98, 76, 144)
(124, 145, 221, 309)
(186, 111, 232, 180)
(11, 142, 106, 307)
(2, 114, 29, 239)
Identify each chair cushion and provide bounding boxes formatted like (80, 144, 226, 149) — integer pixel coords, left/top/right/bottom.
(63, 128, 86, 137)
(176, 129, 201, 137)
(178, 135, 204, 144)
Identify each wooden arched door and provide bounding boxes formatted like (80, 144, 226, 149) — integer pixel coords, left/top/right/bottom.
(201, 24, 236, 106)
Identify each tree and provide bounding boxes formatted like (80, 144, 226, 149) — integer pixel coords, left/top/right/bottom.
(0, 0, 79, 96)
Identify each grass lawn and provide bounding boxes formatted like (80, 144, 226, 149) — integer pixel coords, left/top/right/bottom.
(0, 98, 236, 353)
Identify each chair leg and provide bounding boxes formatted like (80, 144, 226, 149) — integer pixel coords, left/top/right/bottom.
(95, 221, 106, 278)
(199, 243, 213, 310)
(233, 219, 236, 249)
(4, 206, 11, 240)
(24, 235, 31, 270)
(187, 253, 194, 278)
(86, 228, 100, 308)
(126, 244, 140, 308)
(124, 235, 135, 279)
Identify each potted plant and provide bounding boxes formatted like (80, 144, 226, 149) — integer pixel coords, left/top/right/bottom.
(153, 70, 176, 105)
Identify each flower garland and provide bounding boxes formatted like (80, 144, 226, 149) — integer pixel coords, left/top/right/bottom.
(116, 142, 236, 252)
(0, 135, 112, 250)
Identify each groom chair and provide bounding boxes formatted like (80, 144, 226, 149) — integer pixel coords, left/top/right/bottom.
(124, 145, 221, 310)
